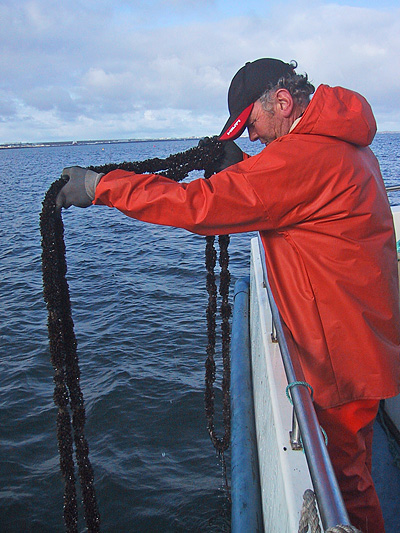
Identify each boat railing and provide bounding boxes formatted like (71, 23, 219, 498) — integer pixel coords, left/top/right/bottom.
(257, 234, 352, 530)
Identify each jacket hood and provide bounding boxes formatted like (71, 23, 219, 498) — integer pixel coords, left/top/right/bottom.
(293, 84, 377, 147)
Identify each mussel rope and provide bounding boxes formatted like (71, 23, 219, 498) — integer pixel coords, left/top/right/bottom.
(40, 137, 231, 531)
(40, 176, 100, 532)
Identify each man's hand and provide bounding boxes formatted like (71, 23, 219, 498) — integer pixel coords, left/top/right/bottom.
(217, 140, 243, 171)
(56, 166, 104, 209)
(198, 137, 243, 172)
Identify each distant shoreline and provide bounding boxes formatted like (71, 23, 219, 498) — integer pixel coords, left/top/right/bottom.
(0, 137, 201, 150)
(0, 132, 398, 150)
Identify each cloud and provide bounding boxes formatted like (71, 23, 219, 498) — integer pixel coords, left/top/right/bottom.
(0, 0, 399, 142)
(21, 86, 80, 115)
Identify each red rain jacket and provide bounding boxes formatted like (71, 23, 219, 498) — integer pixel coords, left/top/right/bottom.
(95, 84, 400, 409)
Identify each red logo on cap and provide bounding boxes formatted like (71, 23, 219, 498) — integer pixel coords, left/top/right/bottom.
(220, 104, 254, 141)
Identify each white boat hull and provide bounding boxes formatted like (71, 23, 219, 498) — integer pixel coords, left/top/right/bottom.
(249, 238, 316, 532)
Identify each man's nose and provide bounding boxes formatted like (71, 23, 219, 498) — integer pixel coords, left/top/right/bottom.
(248, 127, 258, 142)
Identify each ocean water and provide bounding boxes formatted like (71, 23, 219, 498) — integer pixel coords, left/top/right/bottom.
(1, 134, 400, 532)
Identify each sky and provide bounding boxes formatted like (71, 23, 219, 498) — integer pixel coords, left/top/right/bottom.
(0, 0, 399, 144)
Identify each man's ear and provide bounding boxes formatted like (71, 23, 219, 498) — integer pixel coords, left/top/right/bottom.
(275, 88, 294, 118)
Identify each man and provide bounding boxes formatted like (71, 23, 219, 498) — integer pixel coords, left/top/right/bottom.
(57, 58, 400, 532)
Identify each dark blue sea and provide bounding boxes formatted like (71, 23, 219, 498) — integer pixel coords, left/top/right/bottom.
(1, 134, 400, 532)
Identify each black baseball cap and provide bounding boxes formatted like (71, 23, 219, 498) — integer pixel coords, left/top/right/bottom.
(219, 58, 296, 141)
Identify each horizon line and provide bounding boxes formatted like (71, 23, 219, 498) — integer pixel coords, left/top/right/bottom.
(1, 130, 399, 150)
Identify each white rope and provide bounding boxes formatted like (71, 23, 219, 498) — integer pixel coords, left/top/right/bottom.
(298, 490, 322, 533)
(298, 490, 362, 533)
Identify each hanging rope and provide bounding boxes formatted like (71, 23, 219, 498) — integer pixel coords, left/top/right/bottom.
(205, 234, 231, 453)
(298, 489, 362, 533)
(298, 489, 322, 533)
(87, 137, 224, 180)
(40, 177, 100, 532)
(89, 138, 232, 457)
(40, 138, 231, 530)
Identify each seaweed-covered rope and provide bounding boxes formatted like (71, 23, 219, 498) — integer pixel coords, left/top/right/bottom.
(40, 177, 100, 533)
(205, 234, 231, 453)
(87, 137, 224, 181)
(89, 138, 232, 455)
(40, 138, 231, 529)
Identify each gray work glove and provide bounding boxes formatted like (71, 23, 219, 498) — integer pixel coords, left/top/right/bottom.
(56, 166, 104, 209)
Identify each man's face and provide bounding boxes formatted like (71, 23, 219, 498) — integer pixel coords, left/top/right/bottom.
(246, 100, 279, 145)
(246, 89, 294, 145)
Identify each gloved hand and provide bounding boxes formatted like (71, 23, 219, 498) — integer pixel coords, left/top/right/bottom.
(56, 166, 104, 209)
(198, 137, 243, 172)
(217, 140, 243, 171)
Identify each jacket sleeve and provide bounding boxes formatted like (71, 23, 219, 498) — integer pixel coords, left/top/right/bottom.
(93, 164, 273, 236)
(93, 136, 367, 235)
